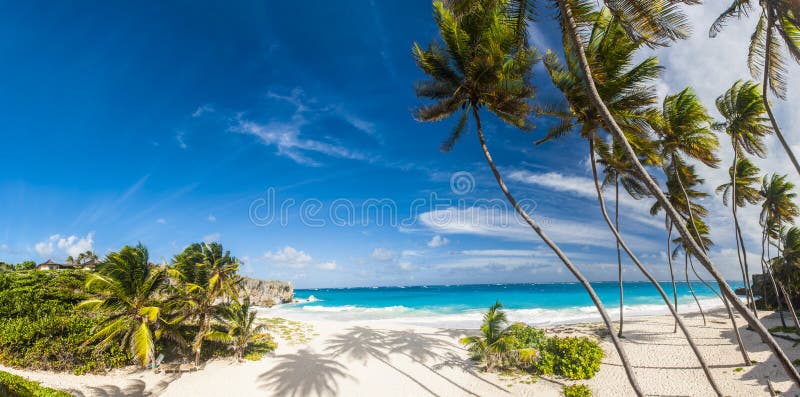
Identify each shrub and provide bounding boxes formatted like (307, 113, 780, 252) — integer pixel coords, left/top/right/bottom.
(0, 271, 130, 373)
(536, 337, 604, 380)
(507, 323, 547, 350)
(0, 370, 72, 397)
(563, 384, 592, 397)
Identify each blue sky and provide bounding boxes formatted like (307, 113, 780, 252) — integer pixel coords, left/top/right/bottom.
(1, 1, 798, 288)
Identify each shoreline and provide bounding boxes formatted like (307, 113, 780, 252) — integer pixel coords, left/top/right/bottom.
(2, 307, 798, 396)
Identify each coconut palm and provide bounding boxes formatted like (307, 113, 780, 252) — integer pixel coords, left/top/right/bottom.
(549, 0, 800, 384)
(759, 173, 799, 326)
(77, 250, 99, 266)
(710, 0, 800, 177)
(538, 7, 659, 338)
(460, 301, 535, 372)
(714, 79, 771, 311)
(79, 244, 166, 367)
(412, 1, 643, 392)
(208, 296, 271, 362)
(716, 158, 764, 312)
(171, 242, 241, 365)
(771, 226, 800, 331)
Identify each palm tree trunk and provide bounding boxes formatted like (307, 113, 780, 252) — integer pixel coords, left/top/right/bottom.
(763, 9, 800, 179)
(616, 174, 624, 337)
(588, 137, 722, 395)
(471, 108, 643, 396)
(685, 251, 707, 326)
(194, 312, 207, 366)
(556, 0, 800, 386)
(779, 283, 800, 332)
(688, 254, 752, 364)
(667, 217, 678, 333)
(764, 229, 787, 327)
(730, 148, 755, 312)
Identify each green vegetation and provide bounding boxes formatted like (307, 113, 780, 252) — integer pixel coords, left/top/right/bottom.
(463, 302, 603, 380)
(0, 242, 278, 373)
(563, 384, 592, 397)
(0, 270, 128, 374)
(460, 302, 536, 372)
(261, 317, 315, 345)
(0, 370, 71, 397)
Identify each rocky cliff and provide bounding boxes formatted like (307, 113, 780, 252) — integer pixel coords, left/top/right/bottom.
(239, 277, 294, 307)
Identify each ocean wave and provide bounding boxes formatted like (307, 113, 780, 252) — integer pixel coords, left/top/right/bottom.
(258, 296, 729, 328)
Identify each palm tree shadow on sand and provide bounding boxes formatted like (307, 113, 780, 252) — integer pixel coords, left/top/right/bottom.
(257, 349, 352, 397)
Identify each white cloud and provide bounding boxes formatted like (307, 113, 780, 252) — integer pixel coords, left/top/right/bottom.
(460, 249, 537, 256)
(207, 214, 216, 222)
(202, 233, 221, 243)
(264, 246, 313, 269)
(229, 89, 369, 166)
(176, 131, 187, 149)
(427, 235, 449, 248)
(416, 206, 658, 250)
(192, 104, 214, 118)
(34, 233, 94, 258)
(371, 248, 396, 262)
(156, 218, 166, 224)
(318, 261, 337, 270)
(508, 169, 662, 229)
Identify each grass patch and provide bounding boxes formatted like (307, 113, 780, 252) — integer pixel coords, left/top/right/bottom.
(734, 367, 743, 372)
(563, 384, 592, 397)
(0, 370, 71, 397)
(261, 318, 315, 345)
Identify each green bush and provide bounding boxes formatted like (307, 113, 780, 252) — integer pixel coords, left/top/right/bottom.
(562, 384, 592, 397)
(536, 337, 604, 380)
(507, 323, 547, 350)
(0, 271, 130, 373)
(0, 370, 72, 397)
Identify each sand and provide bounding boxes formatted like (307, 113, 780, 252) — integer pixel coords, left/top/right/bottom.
(2, 308, 799, 396)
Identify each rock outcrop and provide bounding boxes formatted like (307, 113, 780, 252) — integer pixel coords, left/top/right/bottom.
(239, 277, 294, 307)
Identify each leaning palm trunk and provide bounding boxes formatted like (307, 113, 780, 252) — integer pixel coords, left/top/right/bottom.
(684, 251, 707, 326)
(616, 175, 624, 337)
(778, 283, 800, 332)
(666, 218, 678, 333)
(688, 255, 751, 364)
(731, 148, 757, 313)
(763, 229, 787, 327)
(556, 0, 800, 386)
(762, 9, 800, 179)
(472, 108, 643, 395)
(588, 137, 722, 395)
(675, 165, 750, 363)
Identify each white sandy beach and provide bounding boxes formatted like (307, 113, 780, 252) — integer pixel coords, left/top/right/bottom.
(2, 308, 799, 397)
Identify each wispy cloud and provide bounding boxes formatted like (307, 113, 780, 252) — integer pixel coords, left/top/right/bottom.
(427, 235, 449, 248)
(371, 247, 396, 262)
(202, 233, 221, 243)
(263, 246, 313, 269)
(229, 89, 372, 166)
(176, 131, 187, 149)
(192, 104, 215, 118)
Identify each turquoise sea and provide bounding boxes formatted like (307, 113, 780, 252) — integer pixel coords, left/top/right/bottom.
(264, 281, 746, 328)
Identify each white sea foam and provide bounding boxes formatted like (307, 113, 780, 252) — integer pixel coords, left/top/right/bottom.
(258, 297, 729, 329)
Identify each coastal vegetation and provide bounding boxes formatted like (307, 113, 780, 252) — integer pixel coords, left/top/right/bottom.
(412, 0, 800, 394)
(0, 242, 277, 375)
(0, 370, 71, 397)
(463, 302, 604, 381)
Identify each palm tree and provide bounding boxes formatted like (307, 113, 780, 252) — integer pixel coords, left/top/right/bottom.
(771, 227, 800, 331)
(716, 158, 764, 312)
(412, 1, 643, 393)
(551, 0, 800, 384)
(460, 301, 535, 372)
(79, 244, 166, 367)
(714, 80, 771, 313)
(538, 7, 659, 338)
(77, 250, 99, 266)
(171, 242, 241, 365)
(759, 173, 799, 326)
(597, 138, 652, 336)
(208, 296, 271, 362)
(710, 0, 800, 178)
